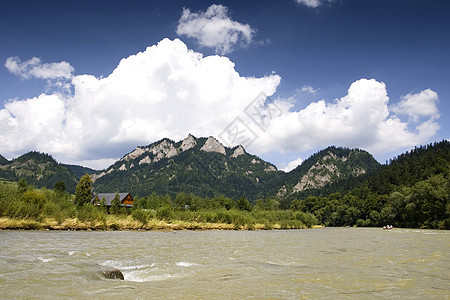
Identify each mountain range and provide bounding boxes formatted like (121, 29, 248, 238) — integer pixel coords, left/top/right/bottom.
(0, 134, 383, 203)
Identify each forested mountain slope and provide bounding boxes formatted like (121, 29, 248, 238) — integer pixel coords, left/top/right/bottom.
(91, 135, 282, 201)
(0, 152, 78, 192)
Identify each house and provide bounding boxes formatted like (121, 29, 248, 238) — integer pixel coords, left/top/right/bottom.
(92, 193, 134, 208)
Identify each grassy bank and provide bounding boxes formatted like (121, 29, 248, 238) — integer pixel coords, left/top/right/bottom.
(0, 216, 313, 231)
(0, 181, 318, 231)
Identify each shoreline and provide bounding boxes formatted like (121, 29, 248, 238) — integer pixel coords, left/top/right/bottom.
(0, 217, 322, 231)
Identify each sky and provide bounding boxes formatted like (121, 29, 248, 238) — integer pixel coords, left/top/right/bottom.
(0, 0, 449, 171)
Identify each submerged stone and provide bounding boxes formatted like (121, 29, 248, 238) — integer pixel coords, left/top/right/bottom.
(101, 269, 124, 280)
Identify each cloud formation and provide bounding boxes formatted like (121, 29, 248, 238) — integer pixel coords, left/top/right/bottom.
(253, 79, 439, 156)
(0, 40, 440, 169)
(281, 157, 304, 172)
(0, 39, 279, 168)
(300, 85, 319, 94)
(176, 4, 254, 54)
(5, 57, 74, 79)
(295, 0, 321, 8)
(391, 89, 439, 122)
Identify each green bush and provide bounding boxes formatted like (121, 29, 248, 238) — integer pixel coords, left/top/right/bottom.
(156, 206, 174, 220)
(132, 209, 153, 224)
(77, 203, 106, 223)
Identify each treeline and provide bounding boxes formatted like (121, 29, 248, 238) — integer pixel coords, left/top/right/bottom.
(1, 141, 448, 230)
(0, 179, 317, 230)
(0, 152, 78, 193)
(289, 141, 450, 229)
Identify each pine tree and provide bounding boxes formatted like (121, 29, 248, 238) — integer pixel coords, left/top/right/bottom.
(75, 174, 92, 207)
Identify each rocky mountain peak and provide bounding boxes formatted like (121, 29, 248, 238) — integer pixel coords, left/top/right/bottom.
(180, 133, 197, 152)
(231, 145, 246, 158)
(279, 147, 380, 196)
(200, 136, 226, 155)
(122, 147, 146, 161)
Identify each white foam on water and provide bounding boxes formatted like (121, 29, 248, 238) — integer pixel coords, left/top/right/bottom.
(124, 272, 176, 283)
(265, 260, 307, 267)
(176, 261, 197, 267)
(36, 257, 53, 263)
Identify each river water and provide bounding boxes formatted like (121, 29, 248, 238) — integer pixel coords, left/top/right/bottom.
(0, 228, 448, 299)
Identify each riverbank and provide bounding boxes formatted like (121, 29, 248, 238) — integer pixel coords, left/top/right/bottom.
(0, 217, 320, 231)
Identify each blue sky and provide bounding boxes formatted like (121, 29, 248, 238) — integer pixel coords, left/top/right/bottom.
(0, 0, 448, 170)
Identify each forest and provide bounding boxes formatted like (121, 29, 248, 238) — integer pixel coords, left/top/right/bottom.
(289, 141, 449, 229)
(0, 141, 448, 230)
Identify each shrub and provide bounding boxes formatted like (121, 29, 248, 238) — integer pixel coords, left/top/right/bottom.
(132, 209, 153, 225)
(156, 206, 174, 220)
(77, 203, 106, 223)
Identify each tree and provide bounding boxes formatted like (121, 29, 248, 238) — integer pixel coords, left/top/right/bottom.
(75, 174, 92, 207)
(54, 181, 66, 194)
(111, 192, 121, 214)
(236, 197, 252, 211)
(18, 178, 28, 193)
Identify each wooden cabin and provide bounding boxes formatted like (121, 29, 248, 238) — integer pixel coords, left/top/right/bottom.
(92, 193, 134, 208)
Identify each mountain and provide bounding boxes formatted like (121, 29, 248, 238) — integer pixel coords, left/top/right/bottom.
(0, 152, 79, 192)
(64, 164, 97, 179)
(91, 134, 283, 201)
(276, 146, 380, 199)
(366, 140, 450, 195)
(0, 154, 9, 165)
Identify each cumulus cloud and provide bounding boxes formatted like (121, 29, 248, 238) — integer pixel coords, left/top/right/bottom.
(295, 0, 321, 8)
(300, 85, 319, 94)
(280, 157, 304, 172)
(0, 93, 66, 154)
(0, 38, 280, 168)
(391, 89, 439, 122)
(0, 40, 440, 169)
(248, 79, 440, 156)
(176, 4, 255, 54)
(5, 56, 74, 79)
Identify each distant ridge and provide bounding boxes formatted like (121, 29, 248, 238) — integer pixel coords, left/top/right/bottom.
(275, 146, 380, 199)
(91, 134, 281, 201)
(3, 137, 444, 206)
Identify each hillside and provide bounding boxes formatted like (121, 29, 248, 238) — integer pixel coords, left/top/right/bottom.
(366, 140, 450, 195)
(0, 154, 8, 165)
(0, 137, 382, 203)
(292, 141, 449, 229)
(64, 164, 97, 179)
(0, 152, 78, 193)
(91, 134, 282, 201)
(276, 146, 380, 200)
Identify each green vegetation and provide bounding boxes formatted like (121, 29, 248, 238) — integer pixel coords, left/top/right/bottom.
(0, 152, 79, 193)
(0, 178, 317, 230)
(0, 140, 448, 230)
(74, 174, 93, 207)
(288, 141, 450, 229)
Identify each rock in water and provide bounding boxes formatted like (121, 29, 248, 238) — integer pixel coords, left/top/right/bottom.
(101, 269, 124, 280)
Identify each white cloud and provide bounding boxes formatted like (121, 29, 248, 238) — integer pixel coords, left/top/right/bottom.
(295, 0, 321, 8)
(0, 40, 440, 170)
(0, 38, 280, 168)
(5, 56, 74, 79)
(300, 85, 319, 94)
(391, 89, 439, 122)
(176, 4, 255, 54)
(248, 79, 440, 157)
(280, 157, 303, 172)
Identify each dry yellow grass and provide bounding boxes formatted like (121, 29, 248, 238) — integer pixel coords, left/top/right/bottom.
(0, 217, 314, 231)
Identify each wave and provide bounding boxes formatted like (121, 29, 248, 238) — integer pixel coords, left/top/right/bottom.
(265, 261, 308, 268)
(176, 261, 197, 267)
(99, 260, 190, 283)
(36, 257, 53, 263)
(125, 272, 176, 283)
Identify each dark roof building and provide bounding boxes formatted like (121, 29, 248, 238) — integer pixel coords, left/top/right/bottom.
(92, 193, 134, 208)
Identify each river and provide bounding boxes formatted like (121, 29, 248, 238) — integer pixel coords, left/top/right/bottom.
(0, 228, 448, 299)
